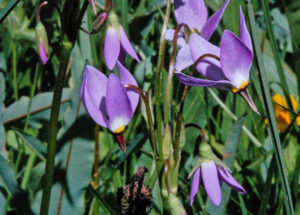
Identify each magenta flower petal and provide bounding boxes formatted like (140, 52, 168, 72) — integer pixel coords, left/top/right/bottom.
(165, 29, 186, 48)
(217, 167, 246, 194)
(189, 33, 227, 81)
(190, 168, 201, 206)
(201, 161, 222, 206)
(239, 6, 252, 53)
(39, 40, 48, 65)
(174, 0, 207, 32)
(88, 0, 97, 14)
(104, 26, 120, 70)
(117, 61, 139, 113)
(220, 30, 253, 88)
(201, 0, 230, 40)
(81, 66, 109, 128)
(106, 74, 133, 133)
(120, 26, 140, 63)
(174, 44, 193, 72)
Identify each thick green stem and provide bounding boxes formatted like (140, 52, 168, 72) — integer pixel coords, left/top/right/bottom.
(154, 0, 172, 155)
(39, 40, 73, 215)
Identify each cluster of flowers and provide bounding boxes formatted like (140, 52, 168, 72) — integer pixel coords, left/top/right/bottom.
(35, 0, 254, 208)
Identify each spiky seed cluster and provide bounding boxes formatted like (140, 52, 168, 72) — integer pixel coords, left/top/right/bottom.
(117, 167, 152, 215)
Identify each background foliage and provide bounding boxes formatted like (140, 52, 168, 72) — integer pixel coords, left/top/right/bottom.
(0, 0, 299, 214)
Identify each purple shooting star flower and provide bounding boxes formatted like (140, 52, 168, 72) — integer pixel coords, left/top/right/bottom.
(176, 7, 259, 113)
(165, 0, 230, 72)
(190, 161, 246, 206)
(81, 62, 139, 152)
(189, 142, 246, 206)
(104, 12, 139, 70)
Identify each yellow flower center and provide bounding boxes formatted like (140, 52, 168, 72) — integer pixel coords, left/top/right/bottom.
(231, 81, 249, 93)
(113, 125, 125, 134)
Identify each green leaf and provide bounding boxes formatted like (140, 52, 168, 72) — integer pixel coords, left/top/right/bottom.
(0, 0, 20, 23)
(205, 117, 245, 214)
(0, 154, 18, 195)
(14, 129, 47, 160)
(2, 90, 71, 124)
(0, 72, 5, 151)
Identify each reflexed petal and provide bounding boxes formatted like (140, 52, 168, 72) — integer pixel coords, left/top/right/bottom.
(117, 61, 139, 113)
(201, 161, 222, 206)
(104, 26, 120, 70)
(174, 0, 207, 31)
(201, 0, 230, 40)
(190, 168, 201, 206)
(175, 72, 232, 90)
(106, 74, 133, 133)
(39, 40, 48, 65)
(189, 33, 227, 81)
(165, 29, 187, 48)
(81, 66, 109, 128)
(239, 6, 252, 53)
(220, 30, 253, 88)
(217, 166, 246, 194)
(174, 45, 193, 72)
(119, 26, 140, 63)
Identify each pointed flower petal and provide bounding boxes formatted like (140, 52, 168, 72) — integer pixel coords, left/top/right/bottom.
(106, 74, 133, 133)
(201, 0, 230, 40)
(39, 39, 48, 65)
(88, 0, 97, 14)
(217, 166, 246, 194)
(190, 168, 201, 206)
(165, 29, 186, 48)
(174, 0, 207, 31)
(104, 26, 120, 70)
(119, 26, 140, 63)
(201, 161, 222, 206)
(239, 6, 252, 53)
(175, 72, 232, 90)
(220, 30, 253, 88)
(189, 33, 227, 81)
(81, 66, 109, 128)
(117, 61, 139, 113)
(174, 44, 193, 72)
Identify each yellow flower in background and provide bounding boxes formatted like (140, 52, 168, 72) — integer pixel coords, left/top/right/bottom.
(265, 94, 300, 132)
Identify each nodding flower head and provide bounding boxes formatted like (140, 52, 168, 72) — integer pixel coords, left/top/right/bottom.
(189, 142, 246, 206)
(35, 22, 49, 65)
(81, 62, 139, 152)
(165, 0, 230, 72)
(175, 7, 259, 114)
(104, 11, 139, 70)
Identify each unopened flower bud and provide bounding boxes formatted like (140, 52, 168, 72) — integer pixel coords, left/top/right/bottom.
(92, 12, 108, 33)
(35, 22, 49, 65)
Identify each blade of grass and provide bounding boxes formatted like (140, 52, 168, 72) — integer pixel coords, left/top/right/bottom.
(0, 0, 20, 23)
(261, 0, 298, 132)
(245, 1, 294, 215)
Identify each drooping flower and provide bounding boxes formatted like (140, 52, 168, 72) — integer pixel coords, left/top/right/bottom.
(81, 62, 139, 151)
(265, 94, 300, 132)
(35, 21, 49, 65)
(189, 143, 246, 206)
(104, 12, 139, 70)
(165, 0, 230, 72)
(175, 7, 258, 113)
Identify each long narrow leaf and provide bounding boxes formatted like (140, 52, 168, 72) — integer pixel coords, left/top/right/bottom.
(245, 1, 294, 215)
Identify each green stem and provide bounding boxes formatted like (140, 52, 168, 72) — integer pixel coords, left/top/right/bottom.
(246, 1, 294, 215)
(21, 63, 40, 190)
(154, 0, 172, 155)
(12, 41, 18, 101)
(39, 40, 73, 215)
